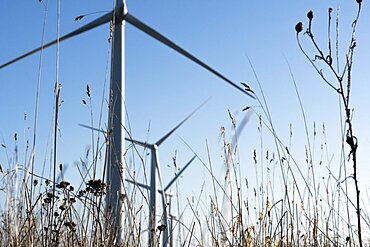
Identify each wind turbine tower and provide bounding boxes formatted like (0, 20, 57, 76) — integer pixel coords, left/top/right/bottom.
(105, 0, 127, 240)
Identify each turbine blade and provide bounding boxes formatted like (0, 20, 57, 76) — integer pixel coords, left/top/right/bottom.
(155, 98, 210, 147)
(78, 123, 151, 148)
(78, 123, 106, 134)
(125, 138, 151, 148)
(1, 11, 113, 69)
(124, 13, 255, 99)
(231, 110, 252, 148)
(164, 155, 196, 192)
(125, 179, 150, 190)
(126, 179, 166, 194)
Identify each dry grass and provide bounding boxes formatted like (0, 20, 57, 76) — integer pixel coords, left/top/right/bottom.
(0, 1, 368, 247)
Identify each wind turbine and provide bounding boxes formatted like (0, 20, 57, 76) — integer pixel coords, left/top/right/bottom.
(120, 100, 205, 247)
(80, 100, 204, 247)
(0, 0, 254, 244)
(126, 156, 197, 247)
(78, 124, 196, 247)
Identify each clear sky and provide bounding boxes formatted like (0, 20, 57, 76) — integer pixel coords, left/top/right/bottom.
(1, 0, 370, 239)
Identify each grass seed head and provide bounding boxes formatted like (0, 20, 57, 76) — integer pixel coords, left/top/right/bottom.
(86, 84, 91, 97)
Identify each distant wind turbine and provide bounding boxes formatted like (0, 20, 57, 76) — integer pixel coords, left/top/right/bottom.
(126, 156, 197, 247)
(80, 100, 206, 247)
(122, 100, 206, 247)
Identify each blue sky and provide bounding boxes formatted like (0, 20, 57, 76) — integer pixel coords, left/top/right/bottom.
(1, 0, 370, 231)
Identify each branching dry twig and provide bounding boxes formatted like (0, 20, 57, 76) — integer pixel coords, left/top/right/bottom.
(296, 1, 363, 245)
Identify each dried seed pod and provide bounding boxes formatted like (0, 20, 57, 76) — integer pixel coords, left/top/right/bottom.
(307, 10, 314, 20)
(157, 224, 167, 232)
(242, 106, 250, 112)
(295, 22, 304, 33)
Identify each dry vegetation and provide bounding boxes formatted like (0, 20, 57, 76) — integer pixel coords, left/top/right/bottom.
(0, 1, 368, 246)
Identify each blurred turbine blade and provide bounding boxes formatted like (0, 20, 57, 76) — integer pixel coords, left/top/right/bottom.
(155, 98, 210, 147)
(164, 155, 196, 192)
(231, 110, 252, 148)
(1, 11, 113, 69)
(124, 13, 255, 99)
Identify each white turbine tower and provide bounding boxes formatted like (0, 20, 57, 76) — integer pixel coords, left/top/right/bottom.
(105, 0, 127, 238)
(1, 1, 255, 245)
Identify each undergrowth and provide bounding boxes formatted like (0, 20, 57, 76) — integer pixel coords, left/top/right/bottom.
(0, 1, 368, 247)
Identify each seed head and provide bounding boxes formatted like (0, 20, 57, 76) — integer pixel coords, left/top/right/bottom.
(86, 84, 91, 97)
(356, 0, 362, 4)
(157, 224, 167, 232)
(295, 22, 303, 33)
(307, 10, 314, 20)
(75, 15, 84, 21)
